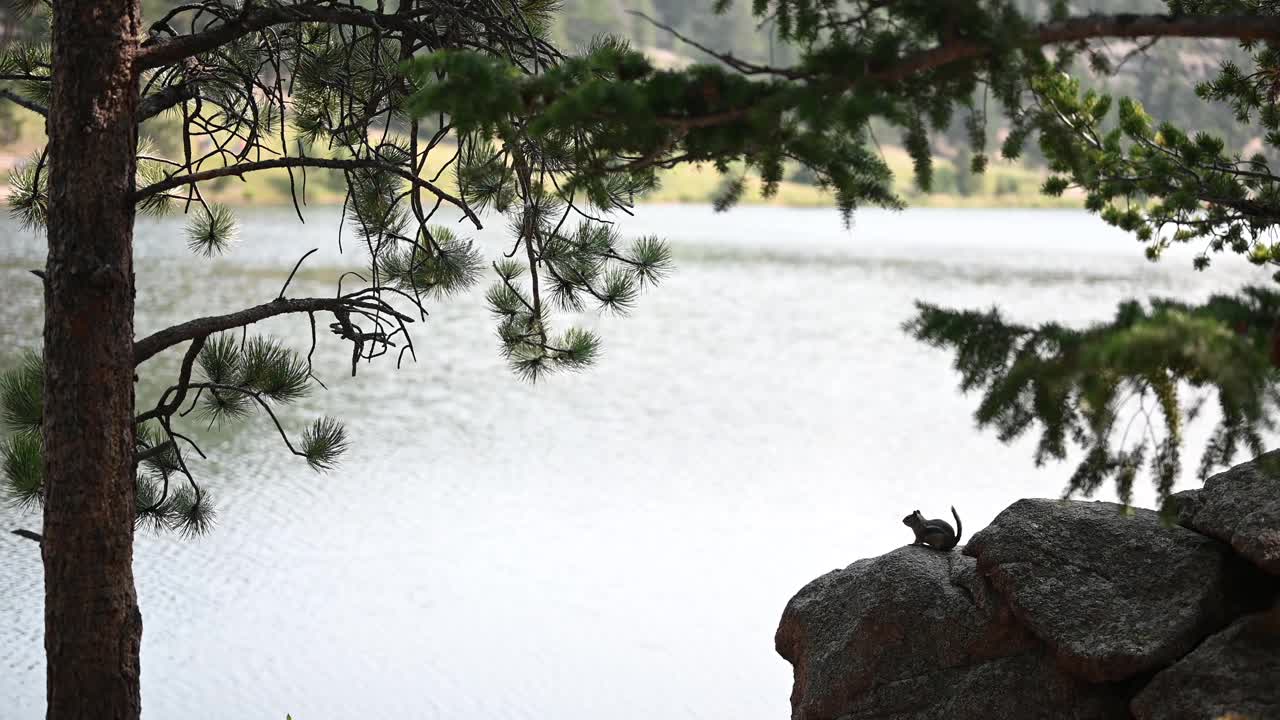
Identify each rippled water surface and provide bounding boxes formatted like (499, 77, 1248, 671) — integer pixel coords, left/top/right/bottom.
(0, 205, 1270, 719)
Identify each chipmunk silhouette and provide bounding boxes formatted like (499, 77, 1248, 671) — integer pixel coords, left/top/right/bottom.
(903, 506, 962, 551)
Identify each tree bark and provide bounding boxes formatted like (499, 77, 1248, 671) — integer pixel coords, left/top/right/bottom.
(42, 1, 143, 719)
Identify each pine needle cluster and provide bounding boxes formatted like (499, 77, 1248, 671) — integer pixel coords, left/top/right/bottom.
(908, 289, 1280, 510)
(0, 334, 345, 536)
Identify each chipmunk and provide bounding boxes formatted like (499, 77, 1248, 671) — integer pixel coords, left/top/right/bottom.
(903, 506, 962, 551)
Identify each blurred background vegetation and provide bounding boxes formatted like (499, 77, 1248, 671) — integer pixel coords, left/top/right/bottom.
(0, 0, 1255, 208)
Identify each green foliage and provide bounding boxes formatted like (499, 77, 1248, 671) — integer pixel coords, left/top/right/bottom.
(301, 417, 348, 472)
(0, 331, 334, 535)
(289, 24, 411, 147)
(238, 336, 312, 403)
(712, 175, 747, 212)
(0, 40, 51, 105)
(6, 151, 48, 229)
(1031, 69, 1280, 269)
(397, 35, 676, 377)
(483, 216, 670, 378)
(0, 353, 42, 510)
(454, 140, 517, 213)
(0, 0, 682, 544)
(168, 485, 217, 538)
(345, 166, 410, 244)
(0, 351, 41, 436)
(378, 225, 484, 299)
(136, 421, 182, 479)
(194, 333, 347, 469)
(133, 421, 218, 535)
(908, 287, 1280, 509)
(406, 0, 1280, 501)
(135, 140, 175, 219)
(2, 432, 42, 510)
(197, 333, 242, 385)
(133, 472, 171, 532)
(197, 333, 315, 415)
(8, 140, 173, 228)
(197, 337, 251, 425)
(407, 35, 907, 225)
(186, 204, 238, 257)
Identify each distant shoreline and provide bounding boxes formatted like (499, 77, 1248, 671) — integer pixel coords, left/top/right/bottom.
(0, 112, 1081, 212)
(0, 195, 1084, 212)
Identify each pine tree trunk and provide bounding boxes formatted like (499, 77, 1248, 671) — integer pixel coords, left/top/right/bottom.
(41, 1, 143, 719)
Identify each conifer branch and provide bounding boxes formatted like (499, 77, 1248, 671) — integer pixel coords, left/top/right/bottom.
(137, 4, 441, 70)
(10, 528, 42, 544)
(136, 1, 559, 71)
(654, 14, 1280, 131)
(0, 89, 47, 116)
(133, 441, 176, 467)
(135, 335, 208, 424)
(185, 382, 310, 458)
(626, 10, 808, 80)
(134, 295, 413, 366)
(138, 81, 199, 120)
(879, 14, 1280, 84)
(131, 157, 481, 229)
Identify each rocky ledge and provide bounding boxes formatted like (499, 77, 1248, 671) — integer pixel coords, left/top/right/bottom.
(776, 452, 1280, 720)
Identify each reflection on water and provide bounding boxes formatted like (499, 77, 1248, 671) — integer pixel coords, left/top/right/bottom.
(0, 206, 1271, 719)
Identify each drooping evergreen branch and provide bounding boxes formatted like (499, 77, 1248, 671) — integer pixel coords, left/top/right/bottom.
(880, 13, 1280, 85)
(907, 287, 1280, 508)
(127, 0, 659, 380)
(1027, 64, 1280, 265)
(182, 382, 313, 459)
(125, 325, 364, 531)
(635, 14, 1280, 134)
(399, 0, 1280, 500)
(627, 19, 1250, 200)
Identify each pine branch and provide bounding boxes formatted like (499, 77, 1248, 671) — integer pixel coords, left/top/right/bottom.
(189, 382, 307, 456)
(10, 528, 42, 544)
(133, 441, 176, 467)
(138, 81, 198, 120)
(883, 14, 1280, 83)
(0, 88, 47, 116)
(136, 3, 447, 70)
(626, 10, 808, 80)
(135, 335, 207, 424)
(655, 14, 1280, 132)
(134, 296, 412, 366)
(131, 157, 481, 229)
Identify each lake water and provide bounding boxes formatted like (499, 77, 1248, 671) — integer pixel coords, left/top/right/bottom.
(0, 205, 1271, 719)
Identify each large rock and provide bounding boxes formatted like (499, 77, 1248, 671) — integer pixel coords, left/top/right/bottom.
(1131, 603, 1280, 720)
(774, 546, 1127, 720)
(1175, 450, 1280, 576)
(963, 499, 1238, 683)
